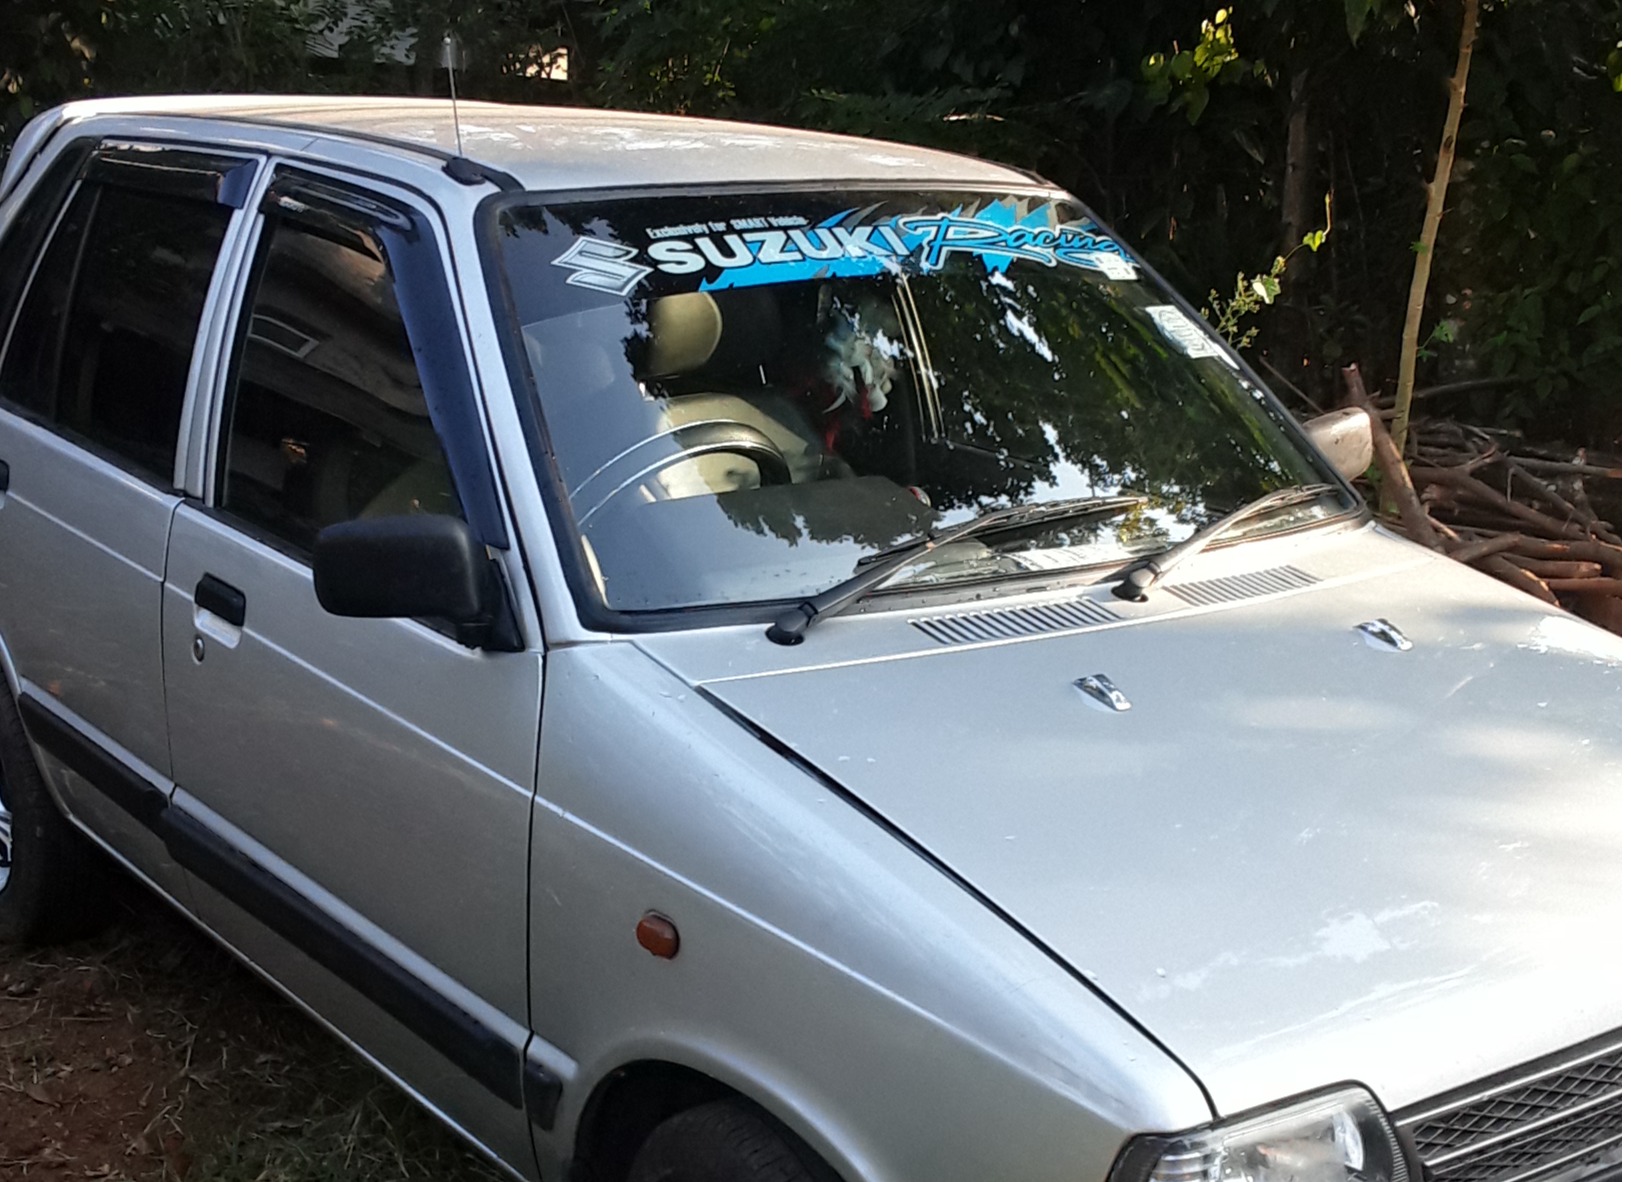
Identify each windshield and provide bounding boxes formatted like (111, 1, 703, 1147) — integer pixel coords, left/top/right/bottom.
(488, 188, 1353, 615)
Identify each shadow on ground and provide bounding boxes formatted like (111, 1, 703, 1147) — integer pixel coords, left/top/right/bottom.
(0, 884, 509, 1181)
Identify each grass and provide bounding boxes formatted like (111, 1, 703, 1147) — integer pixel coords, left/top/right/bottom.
(1, 884, 513, 1182)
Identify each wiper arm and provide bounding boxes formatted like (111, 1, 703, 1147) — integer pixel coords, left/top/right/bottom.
(766, 494, 1147, 645)
(1109, 483, 1337, 602)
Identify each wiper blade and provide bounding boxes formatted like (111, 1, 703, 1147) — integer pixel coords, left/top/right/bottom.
(766, 494, 1147, 645)
(1109, 483, 1337, 602)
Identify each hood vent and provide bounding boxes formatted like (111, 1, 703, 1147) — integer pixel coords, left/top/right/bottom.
(1166, 564, 1319, 606)
(912, 597, 1121, 645)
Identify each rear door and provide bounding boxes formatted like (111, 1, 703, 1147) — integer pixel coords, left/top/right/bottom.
(0, 140, 254, 892)
(158, 166, 543, 1173)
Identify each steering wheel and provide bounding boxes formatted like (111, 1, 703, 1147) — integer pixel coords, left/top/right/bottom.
(578, 420, 791, 524)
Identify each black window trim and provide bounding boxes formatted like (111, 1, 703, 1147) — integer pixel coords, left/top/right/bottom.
(0, 139, 255, 491)
(472, 178, 1369, 637)
(85, 142, 259, 209)
(0, 135, 98, 365)
(210, 166, 510, 554)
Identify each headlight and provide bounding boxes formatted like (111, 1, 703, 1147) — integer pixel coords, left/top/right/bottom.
(1111, 1087, 1411, 1182)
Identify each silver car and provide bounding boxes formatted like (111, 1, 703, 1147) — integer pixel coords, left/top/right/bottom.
(0, 96, 1619, 1182)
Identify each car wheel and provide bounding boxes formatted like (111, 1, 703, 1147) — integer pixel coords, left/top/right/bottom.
(627, 1099, 836, 1182)
(0, 681, 112, 944)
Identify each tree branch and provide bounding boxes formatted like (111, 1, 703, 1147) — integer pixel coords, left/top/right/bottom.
(1390, 0, 1480, 452)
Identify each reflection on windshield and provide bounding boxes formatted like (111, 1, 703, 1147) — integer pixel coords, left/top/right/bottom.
(491, 190, 1348, 613)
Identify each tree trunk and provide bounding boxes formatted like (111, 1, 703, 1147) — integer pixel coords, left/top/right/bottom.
(1390, 0, 1480, 452)
(1277, 68, 1314, 285)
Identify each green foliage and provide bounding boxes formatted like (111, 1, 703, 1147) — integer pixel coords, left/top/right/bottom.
(1433, 0, 1620, 442)
(1207, 257, 1286, 350)
(1205, 224, 1326, 350)
(1141, 9, 1261, 125)
(1, 1, 101, 149)
(0, 0, 1619, 448)
(95, 0, 319, 95)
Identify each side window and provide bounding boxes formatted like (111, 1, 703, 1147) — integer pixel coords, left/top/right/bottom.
(218, 201, 463, 554)
(0, 178, 232, 480)
(0, 139, 94, 342)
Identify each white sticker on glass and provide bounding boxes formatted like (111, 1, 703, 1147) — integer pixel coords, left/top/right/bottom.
(1145, 304, 1230, 361)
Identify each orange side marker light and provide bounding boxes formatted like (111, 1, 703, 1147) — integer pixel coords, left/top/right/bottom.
(636, 912, 680, 959)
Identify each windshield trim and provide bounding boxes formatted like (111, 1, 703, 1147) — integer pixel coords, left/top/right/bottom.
(473, 183, 1366, 637)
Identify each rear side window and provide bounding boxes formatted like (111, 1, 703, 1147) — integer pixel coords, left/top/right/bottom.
(0, 178, 232, 481)
(0, 139, 93, 342)
(217, 206, 462, 553)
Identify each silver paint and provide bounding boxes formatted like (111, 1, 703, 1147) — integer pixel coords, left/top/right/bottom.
(670, 539, 1619, 1116)
(0, 97, 1619, 1182)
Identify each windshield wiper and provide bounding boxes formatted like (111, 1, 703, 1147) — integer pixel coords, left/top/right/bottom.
(766, 494, 1148, 645)
(1108, 483, 1337, 602)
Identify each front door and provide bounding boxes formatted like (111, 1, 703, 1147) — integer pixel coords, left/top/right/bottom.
(159, 167, 542, 1173)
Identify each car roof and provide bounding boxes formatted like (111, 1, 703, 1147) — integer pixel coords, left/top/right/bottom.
(24, 95, 1037, 194)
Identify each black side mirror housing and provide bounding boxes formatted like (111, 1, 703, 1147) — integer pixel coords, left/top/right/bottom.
(312, 515, 518, 650)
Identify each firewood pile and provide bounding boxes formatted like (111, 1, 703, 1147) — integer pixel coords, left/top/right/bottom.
(1342, 366, 1622, 635)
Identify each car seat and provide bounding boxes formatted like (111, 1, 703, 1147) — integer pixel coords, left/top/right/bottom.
(638, 290, 843, 498)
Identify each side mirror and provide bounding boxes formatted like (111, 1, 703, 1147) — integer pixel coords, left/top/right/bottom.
(1304, 407, 1374, 481)
(313, 515, 513, 648)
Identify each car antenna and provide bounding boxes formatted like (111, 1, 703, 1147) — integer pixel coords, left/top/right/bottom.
(439, 31, 485, 185)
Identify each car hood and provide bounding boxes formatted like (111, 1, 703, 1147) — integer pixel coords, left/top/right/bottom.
(638, 527, 1622, 1115)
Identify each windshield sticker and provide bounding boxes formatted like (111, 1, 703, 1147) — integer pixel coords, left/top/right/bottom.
(897, 213, 1139, 280)
(549, 237, 653, 296)
(1144, 305, 1231, 362)
(1007, 542, 1132, 571)
(547, 200, 1141, 294)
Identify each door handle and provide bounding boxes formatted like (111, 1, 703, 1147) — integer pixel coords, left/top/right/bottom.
(0, 459, 9, 493)
(195, 574, 246, 627)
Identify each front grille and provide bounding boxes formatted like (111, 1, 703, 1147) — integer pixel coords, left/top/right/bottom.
(1394, 1036, 1621, 1182)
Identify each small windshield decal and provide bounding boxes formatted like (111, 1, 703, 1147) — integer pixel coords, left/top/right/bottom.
(550, 237, 653, 296)
(1144, 304, 1230, 360)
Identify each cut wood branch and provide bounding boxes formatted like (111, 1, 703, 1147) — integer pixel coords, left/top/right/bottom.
(1448, 533, 1522, 563)
(1411, 465, 1590, 539)
(1508, 456, 1620, 479)
(1430, 506, 1586, 541)
(1587, 521, 1622, 546)
(1348, 367, 1442, 551)
(1472, 555, 1561, 605)
(1496, 457, 1592, 527)
(1377, 375, 1526, 407)
(1497, 536, 1621, 573)
(1425, 516, 1464, 544)
(1503, 557, 1602, 580)
(1544, 577, 1624, 595)
(1571, 595, 1621, 635)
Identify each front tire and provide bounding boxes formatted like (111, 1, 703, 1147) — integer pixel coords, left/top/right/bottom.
(627, 1100, 836, 1182)
(0, 681, 112, 944)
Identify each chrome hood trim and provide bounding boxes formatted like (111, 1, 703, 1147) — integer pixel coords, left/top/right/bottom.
(641, 529, 1622, 1116)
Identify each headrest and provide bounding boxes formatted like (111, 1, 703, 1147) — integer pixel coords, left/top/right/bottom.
(643, 292, 722, 379)
(640, 289, 782, 381)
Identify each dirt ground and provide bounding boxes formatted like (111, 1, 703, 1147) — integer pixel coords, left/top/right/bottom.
(0, 886, 507, 1182)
